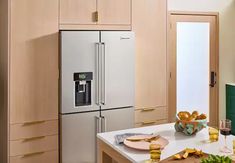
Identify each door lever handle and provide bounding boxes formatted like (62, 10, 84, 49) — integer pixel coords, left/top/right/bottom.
(101, 116, 106, 132)
(210, 71, 216, 87)
(95, 116, 102, 133)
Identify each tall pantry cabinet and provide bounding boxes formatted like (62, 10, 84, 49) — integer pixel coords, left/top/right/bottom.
(133, 0, 168, 127)
(0, 0, 59, 162)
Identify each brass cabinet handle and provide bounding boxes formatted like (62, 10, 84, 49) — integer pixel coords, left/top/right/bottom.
(141, 108, 155, 112)
(141, 121, 156, 125)
(93, 11, 98, 22)
(21, 151, 45, 158)
(22, 136, 45, 142)
(23, 120, 45, 126)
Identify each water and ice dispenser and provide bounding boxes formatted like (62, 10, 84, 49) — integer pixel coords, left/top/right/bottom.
(74, 72, 92, 107)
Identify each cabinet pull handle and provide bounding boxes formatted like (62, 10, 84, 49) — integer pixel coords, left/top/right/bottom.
(141, 121, 156, 125)
(23, 120, 45, 126)
(21, 151, 45, 158)
(23, 136, 45, 142)
(94, 11, 98, 22)
(101, 116, 106, 132)
(141, 108, 155, 112)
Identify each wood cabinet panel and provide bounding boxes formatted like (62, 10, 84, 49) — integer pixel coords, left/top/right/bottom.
(97, 0, 131, 25)
(60, 0, 96, 24)
(135, 120, 167, 128)
(135, 107, 167, 124)
(10, 135, 58, 157)
(10, 0, 59, 124)
(10, 120, 58, 140)
(133, 0, 167, 109)
(10, 150, 58, 163)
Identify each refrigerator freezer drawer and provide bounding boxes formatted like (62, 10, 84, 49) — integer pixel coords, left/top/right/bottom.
(60, 111, 99, 163)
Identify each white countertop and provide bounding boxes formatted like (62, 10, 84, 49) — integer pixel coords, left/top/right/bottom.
(97, 123, 234, 163)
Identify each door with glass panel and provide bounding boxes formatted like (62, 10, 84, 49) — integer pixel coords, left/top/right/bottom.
(168, 13, 219, 126)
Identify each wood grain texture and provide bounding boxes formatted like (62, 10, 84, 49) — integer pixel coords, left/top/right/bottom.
(10, 135, 58, 157)
(10, 0, 59, 124)
(10, 120, 58, 141)
(10, 150, 58, 163)
(133, 0, 167, 109)
(135, 119, 168, 128)
(135, 106, 167, 124)
(59, 24, 131, 30)
(60, 0, 96, 24)
(97, 0, 131, 25)
(0, 0, 9, 162)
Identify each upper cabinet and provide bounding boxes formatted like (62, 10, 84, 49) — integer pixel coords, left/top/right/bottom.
(97, 0, 131, 25)
(59, 0, 132, 30)
(60, 0, 97, 25)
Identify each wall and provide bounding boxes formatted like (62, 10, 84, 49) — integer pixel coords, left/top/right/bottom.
(168, 0, 235, 120)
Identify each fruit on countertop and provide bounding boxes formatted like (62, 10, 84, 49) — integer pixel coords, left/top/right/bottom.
(192, 111, 199, 117)
(182, 152, 189, 159)
(196, 114, 207, 120)
(173, 148, 204, 160)
(173, 154, 182, 160)
(177, 111, 207, 121)
(200, 155, 232, 163)
(175, 111, 207, 135)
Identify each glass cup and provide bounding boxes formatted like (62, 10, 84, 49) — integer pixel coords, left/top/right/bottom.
(208, 127, 219, 142)
(233, 140, 235, 155)
(220, 119, 232, 153)
(149, 144, 161, 163)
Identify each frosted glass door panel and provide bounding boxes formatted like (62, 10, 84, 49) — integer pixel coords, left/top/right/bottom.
(176, 22, 210, 120)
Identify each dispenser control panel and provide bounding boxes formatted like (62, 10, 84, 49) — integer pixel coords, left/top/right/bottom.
(74, 72, 93, 107)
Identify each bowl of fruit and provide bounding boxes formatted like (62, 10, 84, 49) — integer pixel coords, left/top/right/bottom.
(175, 111, 207, 136)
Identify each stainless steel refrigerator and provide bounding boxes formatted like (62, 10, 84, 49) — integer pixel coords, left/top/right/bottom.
(60, 31, 135, 163)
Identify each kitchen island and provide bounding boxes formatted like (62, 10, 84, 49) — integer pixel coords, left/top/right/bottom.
(97, 123, 234, 163)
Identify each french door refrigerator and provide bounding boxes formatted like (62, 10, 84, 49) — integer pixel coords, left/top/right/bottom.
(60, 31, 135, 163)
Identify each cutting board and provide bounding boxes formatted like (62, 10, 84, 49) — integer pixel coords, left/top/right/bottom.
(160, 151, 235, 163)
(124, 135, 169, 151)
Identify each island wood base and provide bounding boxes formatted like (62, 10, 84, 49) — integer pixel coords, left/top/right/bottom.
(97, 139, 131, 163)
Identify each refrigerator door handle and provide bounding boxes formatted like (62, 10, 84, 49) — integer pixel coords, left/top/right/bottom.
(101, 42, 106, 105)
(95, 116, 102, 133)
(95, 43, 100, 105)
(101, 116, 106, 132)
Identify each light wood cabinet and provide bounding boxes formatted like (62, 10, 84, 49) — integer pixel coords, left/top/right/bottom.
(135, 107, 167, 124)
(10, 0, 59, 124)
(10, 150, 58, 163)
(97, 0, 131, 25)
(59, 0, 131, 30)
(10, 135, 58, 157)
(133, 0, 168, 124)
(0, 0, 59, 162)
(60, 0, 96, 25)
(10, 120, 58, 140)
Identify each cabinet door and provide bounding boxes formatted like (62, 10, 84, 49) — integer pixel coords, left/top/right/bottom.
(60, 0, 96, 25)
(97, 0, 131, 25)
(133, 0, 167, 109)
(10, 0, 59, 124)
